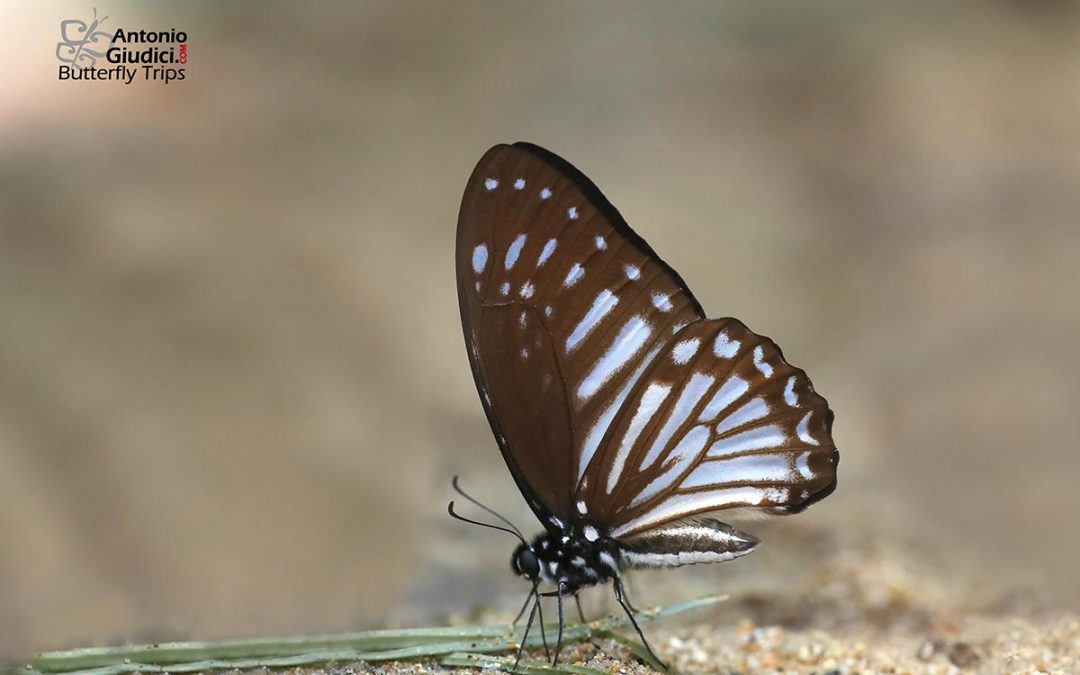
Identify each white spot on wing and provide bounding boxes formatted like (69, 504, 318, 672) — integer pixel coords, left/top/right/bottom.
(540, 187, 552, 200)
(484, 178, 498, 191)
(714, 332, 740, 358)
(499, 282, 510, 296)
(584, 525, 599, 541)
(714, 397, 770, 435)
(682, 455, 794, 488)
(652, 292, 673, 312)
(563, 262, 585, 288)
(472, 244, 488, 274)
(579, 346, 662, 482)
(576, 501, 588, 515)
(762, 487, 789, 504)
(641, 372, 715, 468)
(514, 178, 526, 190)
(668, 421, 714, 467)
(797, 411, 819, 446)
(537, 238, 557, 267)
(708, 424, 787, 457)
(565, 289, 618, 353)
(630, 425, 710, 507)
(544, 305, 553, 318)
(607, 383, 672, 493)
(784, 376, 798, 407)
(671, 338, 701, 365)
(753, 345, 773, 378)
(520, 281, 535, 299)
(577, 316, 652, 400)
(505, 234, 527, 270)
(796, 451, 814, 479)
(625, 264, 640, 280)
(699, 376, 749, 422)
(595, 235, 607, 250)
(613, 487, 771, 537)
(568, 206, 579, 220)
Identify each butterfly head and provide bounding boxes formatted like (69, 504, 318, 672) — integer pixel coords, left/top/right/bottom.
(511, 541, 541, 580)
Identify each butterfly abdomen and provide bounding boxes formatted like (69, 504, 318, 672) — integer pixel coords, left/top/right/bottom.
(616, 517, 760, 569)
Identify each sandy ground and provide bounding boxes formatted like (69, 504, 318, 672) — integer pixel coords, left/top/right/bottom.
(343, 516, 1079, 674)
(369, 613, 1079, 674)
(247, 613, 1080, 674)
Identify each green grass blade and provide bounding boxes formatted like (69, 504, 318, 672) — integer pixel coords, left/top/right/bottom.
(592, 630, 667, 673)
(23, 595, 726, 675)
(29, 626, 509, 671)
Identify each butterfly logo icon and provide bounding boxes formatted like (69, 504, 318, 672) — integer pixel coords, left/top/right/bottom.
(56, 8, 115, 68)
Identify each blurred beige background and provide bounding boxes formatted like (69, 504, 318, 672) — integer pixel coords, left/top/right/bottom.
(2, 0, 1078, 659)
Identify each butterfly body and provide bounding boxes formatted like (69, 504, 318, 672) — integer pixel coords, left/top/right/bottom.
(454, 142, 838, 667)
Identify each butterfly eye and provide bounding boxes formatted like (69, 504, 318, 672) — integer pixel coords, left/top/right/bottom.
(511, 544, 540, 579)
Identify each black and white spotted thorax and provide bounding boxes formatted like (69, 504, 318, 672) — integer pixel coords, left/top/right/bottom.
(511, 522, 621, 595)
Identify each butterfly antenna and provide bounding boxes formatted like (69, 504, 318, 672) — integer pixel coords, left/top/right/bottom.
(447, 501, 527, 544)
(451, 475, 527, 541)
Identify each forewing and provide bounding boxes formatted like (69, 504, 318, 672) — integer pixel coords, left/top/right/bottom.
(457, 143, 703, 523)
(577, 318, 837, 538)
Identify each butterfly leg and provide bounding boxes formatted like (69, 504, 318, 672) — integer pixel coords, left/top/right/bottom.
(613, 576, 667, 671)
(512, 593, 539, 672)
(553, 582, 566, 665)
(514, 583, 550, 657)
(535, 587, 550, 658)
(619, 576, 642, 613)
(574, 594, 588, 624)
(536, 584, 568, 665)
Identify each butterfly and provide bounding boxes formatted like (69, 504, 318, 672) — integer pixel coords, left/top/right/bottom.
(451, 142, 838, 668)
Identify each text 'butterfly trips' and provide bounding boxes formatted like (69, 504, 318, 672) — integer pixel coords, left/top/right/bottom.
(451, 142, 838, 670)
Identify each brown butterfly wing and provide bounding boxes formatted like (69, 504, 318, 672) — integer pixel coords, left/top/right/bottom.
(456, 143, 703, 525)
(577, 318, 838, 537)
